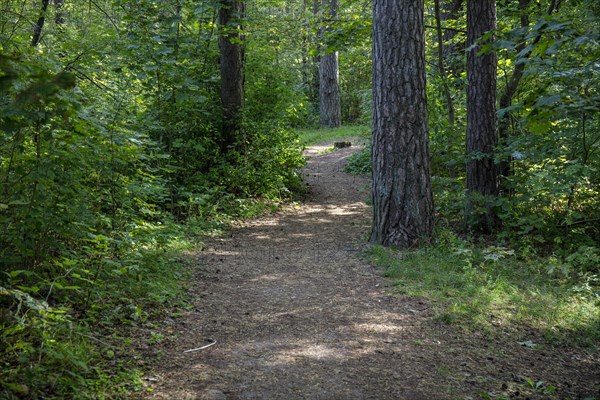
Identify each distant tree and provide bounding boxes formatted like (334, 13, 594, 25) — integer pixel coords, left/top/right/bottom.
(371, 0, 434, 247)
(465, 0, 498, 232)
(219, 0, 245, 155)
(441, 0, 465, 75)
(318, 0, 341, 128)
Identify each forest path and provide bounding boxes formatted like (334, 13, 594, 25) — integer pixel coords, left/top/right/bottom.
(144, 142, 597, 400)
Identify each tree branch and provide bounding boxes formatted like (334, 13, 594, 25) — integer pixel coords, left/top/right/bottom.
(425, 24, 466, 34)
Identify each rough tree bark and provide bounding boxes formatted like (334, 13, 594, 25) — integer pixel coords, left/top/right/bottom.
(219, 0, 245, 155)
(466, 0, 498, 233)
(371, 0, 434, 248)
(318, 0, 341, 128)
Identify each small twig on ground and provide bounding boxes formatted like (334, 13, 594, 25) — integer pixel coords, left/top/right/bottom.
(183, 339, 217, 353)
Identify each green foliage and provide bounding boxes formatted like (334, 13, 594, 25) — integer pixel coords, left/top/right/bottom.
(0, 51, 194, 394)
(493, 2, 600, 252)
(344, 144, 371, 175)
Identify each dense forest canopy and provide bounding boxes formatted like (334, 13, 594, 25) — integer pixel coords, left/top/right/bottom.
(1, 0, 598, 397)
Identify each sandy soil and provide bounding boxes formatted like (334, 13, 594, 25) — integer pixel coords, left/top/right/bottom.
(141, 142, 599, 400)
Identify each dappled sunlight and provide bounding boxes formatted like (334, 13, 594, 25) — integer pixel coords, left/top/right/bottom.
(274, 343, 348, 362)
(250, 273, 288, 283)
(324, 205, 363, 216)
(288, 232, 315, 238)
(210, 249, 241, 257)
(305, 144, 334, 156)
(353, 322, 408, 334)
(249, 234, 273, 240)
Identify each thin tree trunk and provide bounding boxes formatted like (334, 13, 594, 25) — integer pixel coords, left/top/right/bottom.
(434, 0, 455, 125)
(498, 0, 561, 183)
(371, 0, 433, 248)
(31, 0, 51, 47)
(498, 0, 530, 183)
(219, 0, 245, 155)
(466, 0, 498, 233)
(311, 0, 321, 109)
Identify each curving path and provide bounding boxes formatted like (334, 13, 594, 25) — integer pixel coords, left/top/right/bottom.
(143, 142, 598, 400)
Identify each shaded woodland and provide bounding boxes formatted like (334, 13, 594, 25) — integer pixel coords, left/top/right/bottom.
(0, 0, 598, 397)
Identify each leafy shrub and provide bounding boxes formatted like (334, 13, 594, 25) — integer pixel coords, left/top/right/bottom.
(344, 144, 371, 175)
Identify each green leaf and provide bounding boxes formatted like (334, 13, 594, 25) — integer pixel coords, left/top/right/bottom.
(533, 95, 561, 108)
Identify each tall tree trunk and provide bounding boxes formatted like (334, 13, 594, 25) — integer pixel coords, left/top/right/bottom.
(219, 0, 245, 155)
(300, 0, 312, 103)
(371, 0, 434, 248)
(466, 0, 498, 233)
(31, 0, 51, 47)
(319, 51, 341, 128)
(319, 0, 341, 128)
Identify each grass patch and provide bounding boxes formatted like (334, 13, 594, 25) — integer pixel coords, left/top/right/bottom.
(296, 125, 370, 146)
(366, 230, 600, 346)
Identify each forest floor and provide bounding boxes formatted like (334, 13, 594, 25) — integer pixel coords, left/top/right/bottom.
(140, 141, 599, 400)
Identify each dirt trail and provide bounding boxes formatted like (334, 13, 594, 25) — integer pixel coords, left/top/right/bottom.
(144, 143, 599, 400)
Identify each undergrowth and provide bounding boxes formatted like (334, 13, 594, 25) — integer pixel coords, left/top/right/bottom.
(0, 221, 191, 399)
(0, 197, 275, 399)
(367, 229, 600, 347)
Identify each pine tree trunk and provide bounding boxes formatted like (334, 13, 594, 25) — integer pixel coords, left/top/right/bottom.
(318, 0, 341, 128)
(319, 51, 341, 128)
(219, 0, 245, 155)
(466, 0, 498, 232)
(371, 0, 434, 248)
